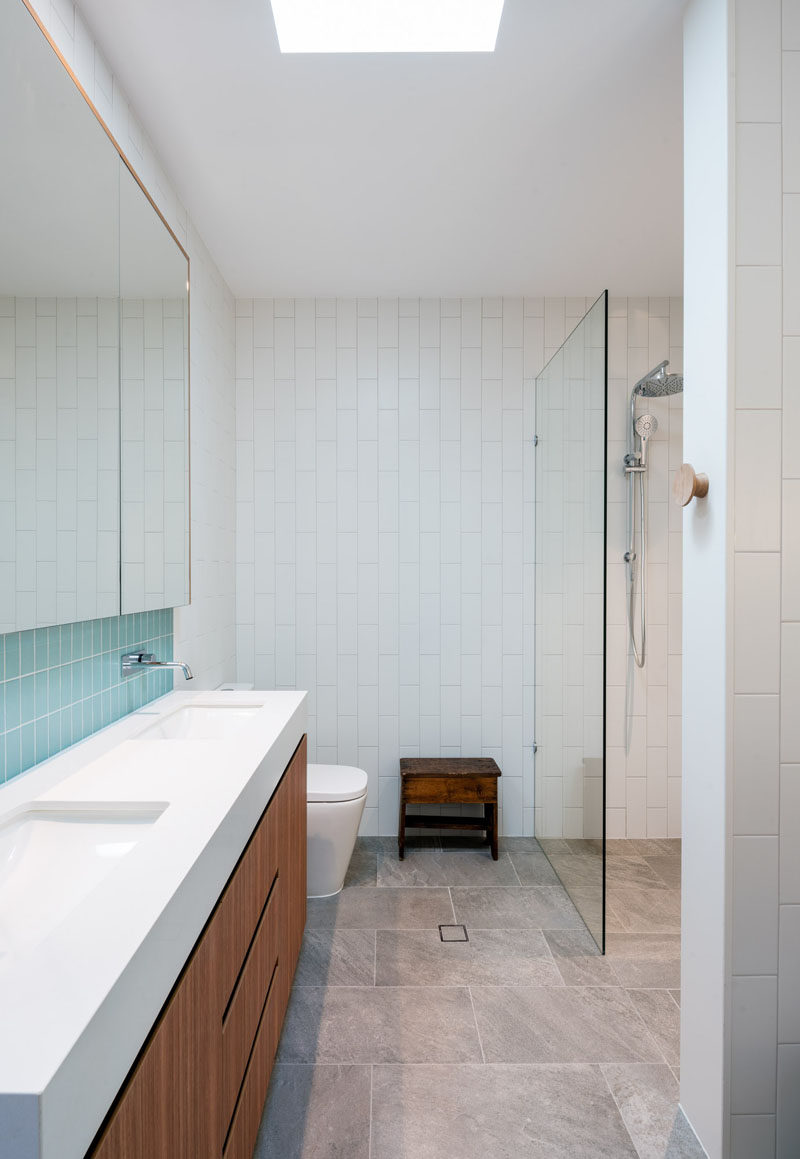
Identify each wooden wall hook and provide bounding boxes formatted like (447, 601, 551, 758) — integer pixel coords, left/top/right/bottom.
(673, 463, 709, 507)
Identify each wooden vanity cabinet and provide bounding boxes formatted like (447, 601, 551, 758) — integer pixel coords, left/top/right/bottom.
(89, 737, 307, 1159)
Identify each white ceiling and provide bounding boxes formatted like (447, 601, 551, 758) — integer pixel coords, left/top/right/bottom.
(78, 0, 685, 298)
(2, 0, 188, 299)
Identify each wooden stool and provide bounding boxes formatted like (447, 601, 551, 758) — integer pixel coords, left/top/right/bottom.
(398, 758, 501, 860)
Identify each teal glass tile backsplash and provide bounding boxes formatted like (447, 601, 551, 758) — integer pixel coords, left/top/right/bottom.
(0, 609, 174, 784)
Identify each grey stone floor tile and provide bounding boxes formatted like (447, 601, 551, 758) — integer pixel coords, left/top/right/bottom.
(277, 985, 482, 1063)
(377, 849, 519, 887)
(376, 928, 563, 987)
(343, 847, 378, 887)
(293, 929, 376, 986)
(255, 1064, 371, 1159)
(356, 835, 438, 853)
(544, 928, 620, 986)
(306, 886, 454, 930)
(566, 838, 604, 856)
(508, 851, 561, 885)
(606, 857, 671, 890)
(669, 989, 681, 1007)
(609, 839, 681, 859)
(452, 886, 584, 930)
(605, 933, 682, 989)
(371, 1063, 638, 1158)
(645, 855, 682, 889)
(664, 1108, 707, 1157)
(601, 1063, 680, 1159)
(539, 838, 573, 856)
(607, 886, 682, 934)
(471, 985, 663, 1063)
(563, 886, 604, 945)
(498, 836, 543, 852)
(547, 852, 604, 890)
(626, 989, 681, 1066)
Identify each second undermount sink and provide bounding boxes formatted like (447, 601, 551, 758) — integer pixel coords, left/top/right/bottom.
(0, 803, 166, 956)
(133, 704, 264, 741)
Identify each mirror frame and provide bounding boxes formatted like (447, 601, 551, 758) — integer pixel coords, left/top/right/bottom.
(19, 0, 191, 609)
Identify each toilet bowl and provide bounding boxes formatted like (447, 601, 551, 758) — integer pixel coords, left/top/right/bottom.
(306, 763, 368, 898)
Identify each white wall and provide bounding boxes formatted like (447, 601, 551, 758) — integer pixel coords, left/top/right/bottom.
(728, 1, 800, 1154)
(0, 295, 120, 631)
(234, 296, 541, 836)
(681, 0, 732, 1154)
(235, 296, 682, 838)
(30, 0, 237, 690)
(683, 0, 800, 1155)
(120, 296, 189, 615)
(606, 298, 684, 839)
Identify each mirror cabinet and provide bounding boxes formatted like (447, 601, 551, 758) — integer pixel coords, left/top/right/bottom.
(0, 0, 190, 634)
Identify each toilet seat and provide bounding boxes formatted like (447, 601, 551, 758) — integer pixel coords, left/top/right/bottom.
(307, 763, 368, 803)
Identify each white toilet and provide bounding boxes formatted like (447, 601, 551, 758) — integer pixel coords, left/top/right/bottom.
(306, 763, 368, 898)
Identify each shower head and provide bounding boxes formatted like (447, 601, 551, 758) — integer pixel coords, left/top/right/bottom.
(635, 413, 658, 440)
(632, 360, 684, 398)
(634, 412, 658, 467)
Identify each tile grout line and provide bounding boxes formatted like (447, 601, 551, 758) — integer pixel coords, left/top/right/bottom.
(448, 886, 456, 923)
(467, 985, 486, 1065)
(597, 1063, 645, 1159)
(368, 1063, 373, 1159)
(507, 851, 524, 887)
(617, 987, 673, 1068)
(373, 929, 377, 987)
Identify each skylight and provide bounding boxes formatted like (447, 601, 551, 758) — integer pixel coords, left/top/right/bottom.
(270, 0, 505, 54)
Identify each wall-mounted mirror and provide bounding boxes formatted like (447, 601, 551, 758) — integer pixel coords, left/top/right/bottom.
(119, 164, 190, 613)
(0, 0, 190, 634)
(0, 0, 121, 632)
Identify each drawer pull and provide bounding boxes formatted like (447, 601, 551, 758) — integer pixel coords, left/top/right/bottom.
(222, 867, 278, 1025)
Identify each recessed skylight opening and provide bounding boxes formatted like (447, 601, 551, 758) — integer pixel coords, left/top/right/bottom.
(270, 0, 505, 54)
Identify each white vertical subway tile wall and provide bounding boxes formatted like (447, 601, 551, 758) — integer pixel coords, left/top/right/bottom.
(728, 1, 800, 1150)
(25, 0, 238, 691)
(235, 296, 683, 837)
(120, 297, 190, 614)
(0, 296, 120, 632)
(606, 296, 684, 840)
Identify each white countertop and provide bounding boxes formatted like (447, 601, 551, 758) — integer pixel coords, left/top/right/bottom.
(0, 689, 307, 1159)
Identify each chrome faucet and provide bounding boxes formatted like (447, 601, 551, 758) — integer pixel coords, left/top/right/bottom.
(121, 650, 193, 680)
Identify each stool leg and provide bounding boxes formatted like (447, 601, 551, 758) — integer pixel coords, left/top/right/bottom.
(491, 801, 498, 860)
(483, 803, 492, 847)
(398, 789, 406, 860)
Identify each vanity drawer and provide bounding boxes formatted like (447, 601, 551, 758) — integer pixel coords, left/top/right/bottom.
(220, 868, 281, 1133)
(222, 961, 284, 1159)
(214, 790, 280, 1007)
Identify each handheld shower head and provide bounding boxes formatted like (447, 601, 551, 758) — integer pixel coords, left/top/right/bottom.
(635, 413, 658, 466)
(635, 413, 658, 440)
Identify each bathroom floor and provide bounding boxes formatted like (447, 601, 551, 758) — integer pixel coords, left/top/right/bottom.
(256, 836, 699, 1159)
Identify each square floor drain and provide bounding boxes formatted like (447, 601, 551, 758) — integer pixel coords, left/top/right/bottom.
(439, 924, 469, 943)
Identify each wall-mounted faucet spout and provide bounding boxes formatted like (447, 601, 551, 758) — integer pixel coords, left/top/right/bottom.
(121, 651, 194, 680)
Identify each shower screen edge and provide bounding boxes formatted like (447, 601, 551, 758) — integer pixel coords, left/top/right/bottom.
(533, 290, 608, 953)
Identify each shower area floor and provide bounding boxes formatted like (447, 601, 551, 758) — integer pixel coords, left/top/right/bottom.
(255, 836, 700, 1159)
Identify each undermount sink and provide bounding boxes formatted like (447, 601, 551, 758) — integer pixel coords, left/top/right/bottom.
(0, 804, 165, 955)
(133, 704, 263, 740)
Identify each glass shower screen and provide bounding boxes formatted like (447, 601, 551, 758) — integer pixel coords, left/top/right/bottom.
(534, 292, 607, 950)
